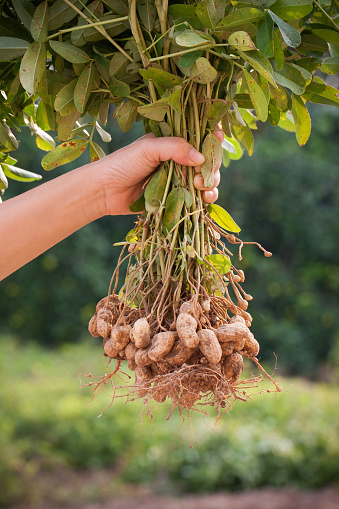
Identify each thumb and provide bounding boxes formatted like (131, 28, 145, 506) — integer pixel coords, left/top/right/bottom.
(138, 136, 206, 167)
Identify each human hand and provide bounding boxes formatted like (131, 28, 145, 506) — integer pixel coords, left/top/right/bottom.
(95, 128, 223, 216)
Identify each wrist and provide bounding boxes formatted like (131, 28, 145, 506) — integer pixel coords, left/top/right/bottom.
(77, 159, 108, 221)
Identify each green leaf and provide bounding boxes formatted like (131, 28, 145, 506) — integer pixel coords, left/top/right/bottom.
(256, 11, 274, 57)
(109, 52, 128, 77)
(184, 57, 218, 84)
(272, 61, 306, 95)
(243, 69, 268, 121)
(0, 37, 30, 62)
(297, 57, 322, 74)
(57, 110, 81, 141)
(31, 1, 48, 43)
(232, 121, 254, 155)
(223, 136, 244, 160)
(139, 68, 182, 88)
(162, 188, 185, 233)
(319, 56, 339, 75)
(74, 63, 96, 114)
(291, 94, 311, 146)
(311, 26, 339, 46)
(273, 31, 284, 70)
(176, 29, 212, 47)
(205, 254, 231, 275)
(182, 188, 193, 208)
(269, 0, 312, 20)
(0, 166, 8, 190)
(267, 10, 301, 47)
(109, 76, 130, 98)
(0, 121, 19, 151)
(145, 166, 168, 206)
(137, 0, 158, 31)
(19, 41, 46, 94)
(41, 138, 89, 171)
(49, 41, 91, 64)
(2, 164, 42, 182)
(207, 101, 230, 129)
(168, 86, 182, 114)
(216, 8, 263, 29)
(302, 77, 339, 108)
(268, 100, 280, 125)
(298, 34, 328, 55)
(48, 0, 89, 31)
(179, 50, 203, 68)
(90, 141, 106, 162)
(54, 78, 78, 116)
(229, 31, 256, 51)
(12, 0, 34, 31)
(105, 0, 128, 15)
(116, 100, 139, 132)
(129, 192, 145, 213)
(208, 203, 241, 232)
(0, 16, 31, 41)
(278, 112, 295, 132)
(269, 83, 289, 111)
(137, 97, 169, 121)
(239, 51, 277, 87)
(35, 128, 56, 151)
(196, 0, 226, 29)
(201, 132, 223, 188)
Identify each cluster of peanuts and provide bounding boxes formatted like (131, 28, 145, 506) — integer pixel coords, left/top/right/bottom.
(88, 296, 260, 404)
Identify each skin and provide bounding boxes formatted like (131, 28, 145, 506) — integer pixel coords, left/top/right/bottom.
(0, 129, 223, 281)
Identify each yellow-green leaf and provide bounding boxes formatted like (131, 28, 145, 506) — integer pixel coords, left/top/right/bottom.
(291, 94, 311, 146)
(41, 138, 89, 171)
(116, 100, 139, 132)
(205, 253, 231, 275)
(31, 1, 48, 43)
(2, 164, 42, 182)
(74, 63, 96, 114)
(19, 41, 46, 94)
(243, 69, 268, 121)
(201, 132, 223, 188)
(208, 203, 241, 232)
(228, 31, 256, 51)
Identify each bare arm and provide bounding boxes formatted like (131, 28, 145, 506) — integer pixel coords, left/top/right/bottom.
(0, 132, 223, 280)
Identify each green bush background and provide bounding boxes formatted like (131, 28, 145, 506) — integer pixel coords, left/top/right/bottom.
(0, 105, 339, 506)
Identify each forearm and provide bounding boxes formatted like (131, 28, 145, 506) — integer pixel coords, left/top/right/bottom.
(0, 162, 104, 280)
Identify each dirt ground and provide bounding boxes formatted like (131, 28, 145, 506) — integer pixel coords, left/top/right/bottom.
(17, 488, 339, 509)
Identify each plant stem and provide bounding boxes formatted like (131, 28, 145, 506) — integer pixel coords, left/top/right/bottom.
(46, 16, 129, 40)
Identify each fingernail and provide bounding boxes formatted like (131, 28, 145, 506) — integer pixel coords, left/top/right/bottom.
(189, 148, 205, 165)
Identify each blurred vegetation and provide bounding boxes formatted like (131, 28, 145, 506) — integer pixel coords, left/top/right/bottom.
(0, 338, 339, 507)
(0, 106, 338, 378)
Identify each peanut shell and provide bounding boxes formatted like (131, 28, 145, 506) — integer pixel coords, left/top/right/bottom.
(222, 352, 244, 382)
(164, 340, 194, 366)
(197, 329, 222, 365)
(125, 342, 138, 360)
(176, 312, 199, 348)
(133, 318, 151, 348)
(88, 315, 100, 338)
(148, 331, 176, 362)
(110, 325, 131, 348)
(135, 347, 152, 366)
